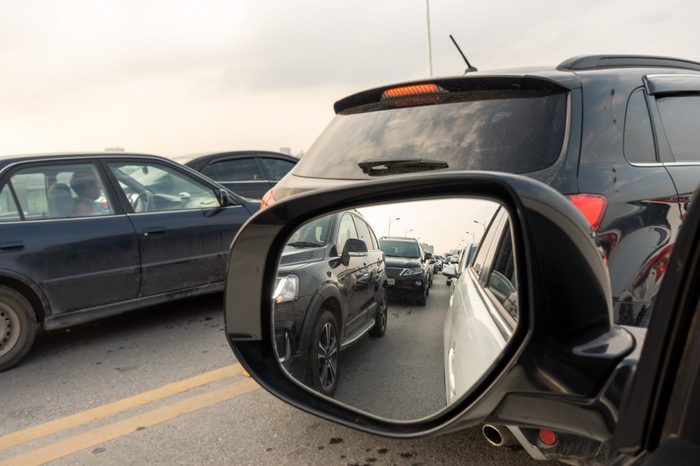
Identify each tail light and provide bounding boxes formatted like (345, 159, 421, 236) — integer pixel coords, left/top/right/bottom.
(261, 188, 275, 209)
(565, 194, 607, 231)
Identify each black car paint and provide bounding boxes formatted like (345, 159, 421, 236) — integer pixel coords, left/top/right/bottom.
(225, 172, 634, 444)
(274, 211, 386, 384)
(269, 64, 700, 326)
(184, 151, 297, 199)
(382, 250, 429, 300)
(0, 153, 257, 332)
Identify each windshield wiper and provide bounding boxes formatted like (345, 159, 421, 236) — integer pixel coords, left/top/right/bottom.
(287, 241, 324, 248)
(358, 158, 449, 176)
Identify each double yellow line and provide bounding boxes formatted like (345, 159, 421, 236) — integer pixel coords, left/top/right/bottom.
(0, 364, 259, 466)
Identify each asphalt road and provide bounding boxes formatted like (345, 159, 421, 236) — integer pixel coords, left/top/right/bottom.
(0, 289, 544, 465)
(334, 278, 449, 420)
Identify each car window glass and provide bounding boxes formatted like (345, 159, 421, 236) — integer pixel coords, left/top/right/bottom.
(352, 216, 374, 250)
(286, 215, 332, 246)
(9, 163, 114, 220)
(294, 90, 568, 180)
(471, 209, 505, 279)
(260, 158, 295, 181)
(108, 162, 220, 213)
(208, 158, 262, 181)
(624, 89, 657, 164)
(486, 220, 518, 322)
(336, 213, 359, 254)
(656, 95, 700, 163)
(0, 184, 21, 222)
(379, 239, 420, 258)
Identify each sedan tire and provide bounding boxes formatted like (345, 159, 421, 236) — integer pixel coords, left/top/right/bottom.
(0, 286, 37, 372)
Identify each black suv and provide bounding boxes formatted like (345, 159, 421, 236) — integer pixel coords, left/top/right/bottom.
(274, 210, 387, 396)
(263, 55, 700, 326)
(379, 237, 432, 305)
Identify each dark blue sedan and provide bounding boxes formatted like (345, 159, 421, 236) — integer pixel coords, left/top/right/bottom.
(0, 152, 258, 370)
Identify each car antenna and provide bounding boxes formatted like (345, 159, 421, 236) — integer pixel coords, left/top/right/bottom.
(449, 34, 477, 73)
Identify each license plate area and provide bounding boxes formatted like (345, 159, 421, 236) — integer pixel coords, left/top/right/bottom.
(387, 278, 395, 286)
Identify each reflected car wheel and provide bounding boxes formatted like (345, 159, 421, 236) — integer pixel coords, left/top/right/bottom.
(308, 310, 340, 396)
(0, 286, 37, 372)
(416, 287, 427, 306)
(369, 287, 388, 337)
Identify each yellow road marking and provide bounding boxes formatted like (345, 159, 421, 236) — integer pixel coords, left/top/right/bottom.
(0, 378, 259, 466)
(0, 363, 241, 452)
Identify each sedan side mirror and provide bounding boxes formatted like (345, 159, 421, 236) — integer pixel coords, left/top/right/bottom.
(216, 188, 237, 207)
(442, 264, 459, 278)
(341, 238, 368, 266)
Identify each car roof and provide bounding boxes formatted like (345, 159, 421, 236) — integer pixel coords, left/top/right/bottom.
(0, 152, 171, 173)
(174, 150, 298, 167)
(334, 54, 700, 113)
(380, 237, 419, 242)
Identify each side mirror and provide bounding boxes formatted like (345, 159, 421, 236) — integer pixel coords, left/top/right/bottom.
(216, 188, 236, 207)
(425, 252, 433, 261)
(442, 264, 459, 278)
(224, 172, 631, 444)
(341, 238, 368, 266)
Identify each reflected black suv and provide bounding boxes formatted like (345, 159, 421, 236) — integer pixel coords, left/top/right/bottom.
(263, 55, 700, 327)
(274, 210, 387, 396)
(379, 237, 432, 305)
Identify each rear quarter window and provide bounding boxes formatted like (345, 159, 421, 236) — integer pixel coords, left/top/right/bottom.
(656, 95, 700, 163)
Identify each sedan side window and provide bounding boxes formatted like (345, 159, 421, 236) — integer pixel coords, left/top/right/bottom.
(0, 184, 21, 222)
(108, 162, 220, 213)
(9, 163, 114, 220)
(336, 213, 359, 254)
(205, 158, 263, 181)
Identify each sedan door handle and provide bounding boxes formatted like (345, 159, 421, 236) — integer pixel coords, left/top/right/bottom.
(143, 228, 166, 237)
(0, 242, 24, 252)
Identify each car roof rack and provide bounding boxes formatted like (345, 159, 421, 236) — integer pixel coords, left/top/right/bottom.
(557, 55, 700, 72)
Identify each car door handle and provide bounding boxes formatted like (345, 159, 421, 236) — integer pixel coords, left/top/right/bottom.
(143, 228, 166, 237)
(0, 242, 24, 252)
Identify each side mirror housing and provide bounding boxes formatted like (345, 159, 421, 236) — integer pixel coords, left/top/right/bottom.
(442, 264, 459, 278)
(341, 238, 368, 266)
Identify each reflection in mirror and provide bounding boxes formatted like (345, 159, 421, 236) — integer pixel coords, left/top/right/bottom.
(273, 198, 518, 421)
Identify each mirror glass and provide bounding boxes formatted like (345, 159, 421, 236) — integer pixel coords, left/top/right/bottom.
(272, 198, 518, 421)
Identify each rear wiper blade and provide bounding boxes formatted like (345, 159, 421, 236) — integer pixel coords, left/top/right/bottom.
(286, 241, 324, 248)
(358, 158, 448, 176)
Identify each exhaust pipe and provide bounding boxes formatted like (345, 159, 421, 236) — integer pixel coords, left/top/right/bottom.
(482, 424, 517, 447)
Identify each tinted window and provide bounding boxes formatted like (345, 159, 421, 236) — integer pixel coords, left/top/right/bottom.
(260, 158, 295, 181)
(336, 213, 359, 253)
(352, 216, 374, 250)
(294, 90, 568, 180)
(0, 184, 21, 222)
(207, 158, 263, 181)
(10, 163, 114, 219)
(109, 162, 220, 212)
(624, 89, 657, 163)
(379, 240, 420, 258)
(657, 95, 700, 162)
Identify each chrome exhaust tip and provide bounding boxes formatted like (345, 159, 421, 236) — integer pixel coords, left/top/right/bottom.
(482, 424, 516, 447)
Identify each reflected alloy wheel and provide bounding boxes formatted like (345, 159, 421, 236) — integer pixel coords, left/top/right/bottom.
(370, 287, 388, 337)
(310, 310, 340, 396)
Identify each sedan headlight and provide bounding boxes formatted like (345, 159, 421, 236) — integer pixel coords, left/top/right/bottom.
(401, 267, 423, 276)
(273, 275, 299, 303)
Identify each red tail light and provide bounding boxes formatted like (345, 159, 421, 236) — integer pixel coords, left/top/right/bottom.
(261, 188, 275, 209)
(565, 194, 607, 231)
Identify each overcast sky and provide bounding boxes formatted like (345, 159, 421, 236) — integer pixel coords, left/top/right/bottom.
(1, 0, 698, 158)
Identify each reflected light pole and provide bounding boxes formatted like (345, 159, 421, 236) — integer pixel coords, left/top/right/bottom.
(473, 219, 486, 231)
(405, 228, 414, 237)
(388, 217, 400, 237)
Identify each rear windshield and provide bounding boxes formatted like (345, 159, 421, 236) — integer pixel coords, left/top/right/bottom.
(294, 90, 568, 179)
(380, 240, 420, 258)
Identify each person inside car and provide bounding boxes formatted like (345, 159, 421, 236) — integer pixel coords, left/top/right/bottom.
(69, 169, 110, 216)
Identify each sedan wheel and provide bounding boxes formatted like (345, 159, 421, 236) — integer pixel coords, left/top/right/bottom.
(0, 286, 37, 371)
